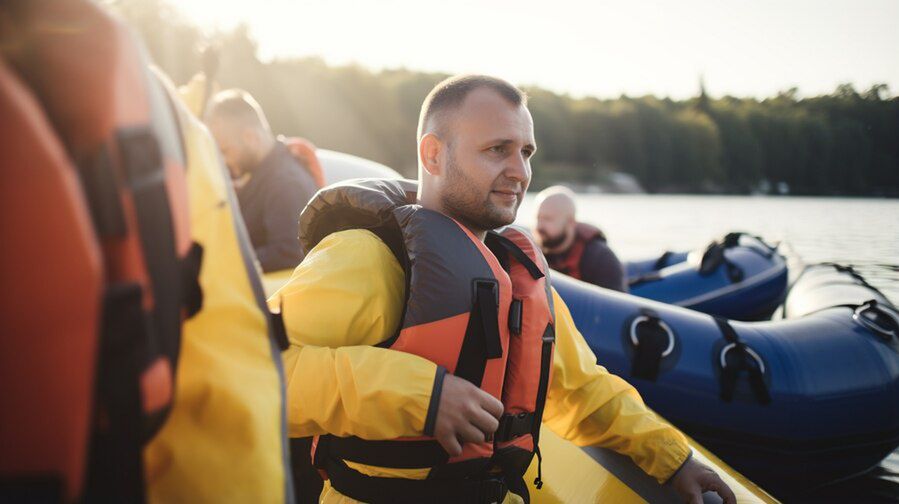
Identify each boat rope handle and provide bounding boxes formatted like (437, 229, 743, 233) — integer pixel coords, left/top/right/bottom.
(853, 300, 899, 341)
(630, 315, 676, 358)
(719, 343, 766, 374)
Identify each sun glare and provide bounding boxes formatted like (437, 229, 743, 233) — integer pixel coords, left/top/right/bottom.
(173, 0, 898, 99)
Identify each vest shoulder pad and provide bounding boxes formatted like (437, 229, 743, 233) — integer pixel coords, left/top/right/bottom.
(299, 178, 417, 254)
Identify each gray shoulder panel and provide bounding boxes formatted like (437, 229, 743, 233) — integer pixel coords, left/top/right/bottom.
(299, 178, 415, 254)
(395, 208, 495, 327)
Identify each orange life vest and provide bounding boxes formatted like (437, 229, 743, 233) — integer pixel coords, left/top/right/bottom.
(0, 1, 200, 501)
(283, 136, 326, 189)
(299, 179, 556, 503)
(546, 222, 606, 280)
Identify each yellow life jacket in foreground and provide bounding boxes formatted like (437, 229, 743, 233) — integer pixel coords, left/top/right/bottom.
(144, 71, 294, 503)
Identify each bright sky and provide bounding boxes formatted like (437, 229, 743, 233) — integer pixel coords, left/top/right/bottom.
(176, 0, 899, 100)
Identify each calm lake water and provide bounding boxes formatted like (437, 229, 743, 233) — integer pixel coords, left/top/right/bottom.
(516, 194, 899, 502)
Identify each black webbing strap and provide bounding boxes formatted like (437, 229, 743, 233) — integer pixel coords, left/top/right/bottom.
(479, 283, 503, 359)
(289, 436, 324, 504)
(530, 323, 555, 491)
(628, 270, 663, 287)
(496, 412, 535, 442)
(454, 280, 502, 386)
(714, 317, 771, 405)
(653, 251, 673, 271)
(181, 242, 204, 318)
(699, 234, 745, 282)
(270, 311, 291, 352)
(488, 233, 545, 280)
(532, 324, 555, 442)
(325, 458, 507, 504)
(118, 127, 184, 367)
(78, 143, 127, 238)
(629, 311, 669, 381)
(325, 437, 448, 469)
(508, 299, 523, 336)
(83, 283, 148, 504)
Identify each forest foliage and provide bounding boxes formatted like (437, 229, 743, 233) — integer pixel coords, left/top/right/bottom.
(117, 0, 899, 196)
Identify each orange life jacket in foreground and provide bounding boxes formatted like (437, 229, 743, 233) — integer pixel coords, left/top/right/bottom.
(0, 1, 201, 501)
(299, 179, 556, 504)
(546, 222, 607, 280)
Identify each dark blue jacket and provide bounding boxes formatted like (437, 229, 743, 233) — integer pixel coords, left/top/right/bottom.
(236, 140, 318, 272)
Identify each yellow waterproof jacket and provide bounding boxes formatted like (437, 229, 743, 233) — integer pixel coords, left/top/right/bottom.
(143, 76, 291, 503)
(269, 229, 690, 503)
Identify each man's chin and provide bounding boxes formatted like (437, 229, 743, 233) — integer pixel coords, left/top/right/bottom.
(540, 234, 567, 249)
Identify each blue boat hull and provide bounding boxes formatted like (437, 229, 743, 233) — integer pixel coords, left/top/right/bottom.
(555, 264, 899, 495)
(625, 234, 789, 321)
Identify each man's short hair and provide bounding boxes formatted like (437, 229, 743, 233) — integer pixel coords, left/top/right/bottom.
(206, 88, 271, 133)
(417, 75, 527, 141)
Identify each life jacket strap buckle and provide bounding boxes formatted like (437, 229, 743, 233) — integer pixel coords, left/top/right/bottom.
(475, 478, 507, 504)
(496, 412, 534, 442)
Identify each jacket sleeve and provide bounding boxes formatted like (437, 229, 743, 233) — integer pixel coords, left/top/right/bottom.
(269, 229, 440, 439)
(541, 288, 691, 483)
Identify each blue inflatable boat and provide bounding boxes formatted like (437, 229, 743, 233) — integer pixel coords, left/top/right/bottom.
(625, 233, 789, 321)
(556, 262, 899, 495)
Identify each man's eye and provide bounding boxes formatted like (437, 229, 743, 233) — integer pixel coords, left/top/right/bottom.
(490, 145, 506, 154)
(522, 148, 534, 158)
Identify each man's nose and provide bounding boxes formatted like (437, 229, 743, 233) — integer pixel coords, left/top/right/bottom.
(504, 153, 530, 183)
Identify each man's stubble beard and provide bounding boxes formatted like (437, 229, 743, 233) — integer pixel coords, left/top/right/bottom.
(441, 149, 520, 233)
(539, 229, 568, 250)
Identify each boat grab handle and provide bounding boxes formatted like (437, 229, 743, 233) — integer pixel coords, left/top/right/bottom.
(853, 300, 899, 341)
(719, 343, 766, 374)
(630, 316, 675, 358)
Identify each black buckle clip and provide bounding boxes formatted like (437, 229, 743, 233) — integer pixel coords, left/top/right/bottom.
(496, 412, 532, 442)
(476, 478, 506, 504)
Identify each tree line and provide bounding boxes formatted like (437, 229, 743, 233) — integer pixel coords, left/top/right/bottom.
(117, 0, 899, 196)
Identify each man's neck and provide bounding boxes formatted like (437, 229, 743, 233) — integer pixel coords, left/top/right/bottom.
(419, 193, 488, 242)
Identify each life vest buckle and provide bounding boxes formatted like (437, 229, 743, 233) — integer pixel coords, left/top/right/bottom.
(496, 412, 534, 442)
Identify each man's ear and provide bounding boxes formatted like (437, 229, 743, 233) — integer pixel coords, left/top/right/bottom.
(419, 133, 443, 176)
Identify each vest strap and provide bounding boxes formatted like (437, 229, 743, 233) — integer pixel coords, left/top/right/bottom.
(531, 324, 555, 447)
(79, 143, 127, 238)
(455, 280, 502, 386)
(325, 437, 448, 468)
(653, 250, 674, 270)
(496, 412, 535, 442)
(269, 311, 291, 352)
(508, 299, 523, 336)
(181, 242, 204, 318)
(325, 458, 507, 504)
(84, 283, 149, 503)
(489, 232, 544, 280)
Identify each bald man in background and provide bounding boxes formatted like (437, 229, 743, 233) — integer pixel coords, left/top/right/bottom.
(206, 89, 319, 272)
(535, 186, 628, 291)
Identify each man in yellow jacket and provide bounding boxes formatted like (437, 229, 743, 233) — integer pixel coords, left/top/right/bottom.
(270, 75, 735, 504)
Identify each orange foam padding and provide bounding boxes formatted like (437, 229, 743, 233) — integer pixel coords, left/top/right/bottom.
(0, 58, 103, 501)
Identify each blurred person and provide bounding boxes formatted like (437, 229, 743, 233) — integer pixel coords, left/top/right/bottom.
(269, 75, 734, 504)
(206, 89, 319, 272)
(535, 185, 628, 292)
